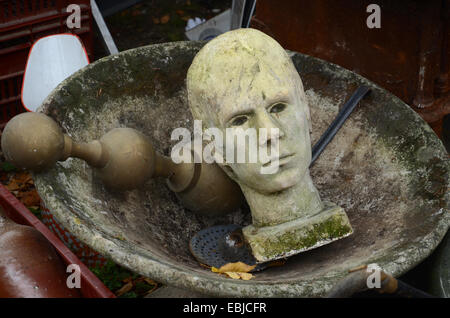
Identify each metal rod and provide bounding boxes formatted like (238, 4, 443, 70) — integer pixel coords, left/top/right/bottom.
(311, 85, 371, 165)
(243, 0, 257, 28)
(90, 0, 119, 55)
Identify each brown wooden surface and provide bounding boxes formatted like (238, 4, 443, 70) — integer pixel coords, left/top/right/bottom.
(251, 0, 450, 137)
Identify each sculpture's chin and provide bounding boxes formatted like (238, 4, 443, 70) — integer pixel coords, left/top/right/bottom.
(266, 173, 301, 193)
(243, 165, 305, 195)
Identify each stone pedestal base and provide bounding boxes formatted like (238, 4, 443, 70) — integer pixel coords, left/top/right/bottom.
(242, 202, 353, 263)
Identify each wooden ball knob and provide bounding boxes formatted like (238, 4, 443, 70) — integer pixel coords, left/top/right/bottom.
(1, 112, 65, 171)
(96, 128, 156, 190)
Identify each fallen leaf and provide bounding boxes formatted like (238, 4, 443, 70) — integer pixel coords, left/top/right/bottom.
(6, 180, 20, 191)
(144, 278, 158, 285)
(19, 189, 41, 207)
(349, 265, 368, 273)
(239, 272, 253, 280)
(224, 271, 241, 279)
(176, 10, 184, 15)
(122, 276, 133, 283)
(115, 281, 133, 296)
(181, 16, 191, 21)
(160, 14, 170, 24)
(15, 172, 32, 184)
(212, 262, 256, 273)
(211, 262, 256, 280)
(222, 271, 254, 280)
(7, 172, 33, 191)
(152, 17, 160, 24)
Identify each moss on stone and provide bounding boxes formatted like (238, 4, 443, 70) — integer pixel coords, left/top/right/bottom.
(243, 203, 353, 262)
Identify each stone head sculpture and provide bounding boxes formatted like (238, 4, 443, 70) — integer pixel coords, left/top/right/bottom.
(187, 28, 353, 262)
(187, 28, 312, 196)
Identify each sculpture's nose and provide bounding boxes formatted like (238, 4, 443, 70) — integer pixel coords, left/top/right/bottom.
(256, 110, 285, 146)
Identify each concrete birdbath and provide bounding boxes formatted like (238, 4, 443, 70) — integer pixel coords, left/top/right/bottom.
(32, 41, 449, 297)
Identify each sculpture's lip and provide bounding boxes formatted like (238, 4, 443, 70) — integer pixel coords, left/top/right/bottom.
(262, 153, 295, 167)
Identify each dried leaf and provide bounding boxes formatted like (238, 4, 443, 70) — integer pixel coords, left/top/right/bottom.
(152, 17, 160, 24)
(122, 276, 133, 283)
(211, 262, 256, 280)
(212, 261, 256, 273)
(6, 180, 20, 191)
(176, 10, 185, 15)
(19, 189, 40, 207)
(14, 172, 32, 185)
(115, 281, 133, 296)
(349, 265, 367, 273)
(144, 278, 158, 285)
(224, 271, 241, 279)
(238, 272, 253, 280)
(222, 271, 254, 280)
(160, 14, 170, 24)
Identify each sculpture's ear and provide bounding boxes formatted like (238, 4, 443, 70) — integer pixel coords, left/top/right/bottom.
(297, 89, 312, 133)
(305, 100, 312, 133)
(292, 69, 312, 132)
(300, 91, 312, 132)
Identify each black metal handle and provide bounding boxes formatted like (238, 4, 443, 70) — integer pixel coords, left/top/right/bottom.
(311, 85, 371, 166)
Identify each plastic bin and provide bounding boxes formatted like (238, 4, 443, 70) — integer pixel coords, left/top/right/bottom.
(0, 0, 93, 125)
(0, 183, 115, 298)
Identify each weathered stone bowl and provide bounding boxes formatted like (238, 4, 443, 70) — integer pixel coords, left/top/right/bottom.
(35, 41, 449, 297)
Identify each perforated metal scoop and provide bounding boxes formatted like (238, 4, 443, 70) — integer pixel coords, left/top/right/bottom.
(189, 224, 267, 272)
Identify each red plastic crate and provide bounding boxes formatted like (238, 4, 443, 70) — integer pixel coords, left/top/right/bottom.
(0, 0, 93, 125)
(0, 183, 115, 298)
(0, 70, 23, 123)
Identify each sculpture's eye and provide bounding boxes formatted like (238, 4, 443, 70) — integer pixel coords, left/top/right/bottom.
(269, 103, 287, 114)
(230, 116, 248, 126)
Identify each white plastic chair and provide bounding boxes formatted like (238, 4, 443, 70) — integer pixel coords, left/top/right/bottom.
(21, 34, 90, 112)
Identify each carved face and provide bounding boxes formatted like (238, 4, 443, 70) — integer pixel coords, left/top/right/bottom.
(187, 29, 312, 194)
